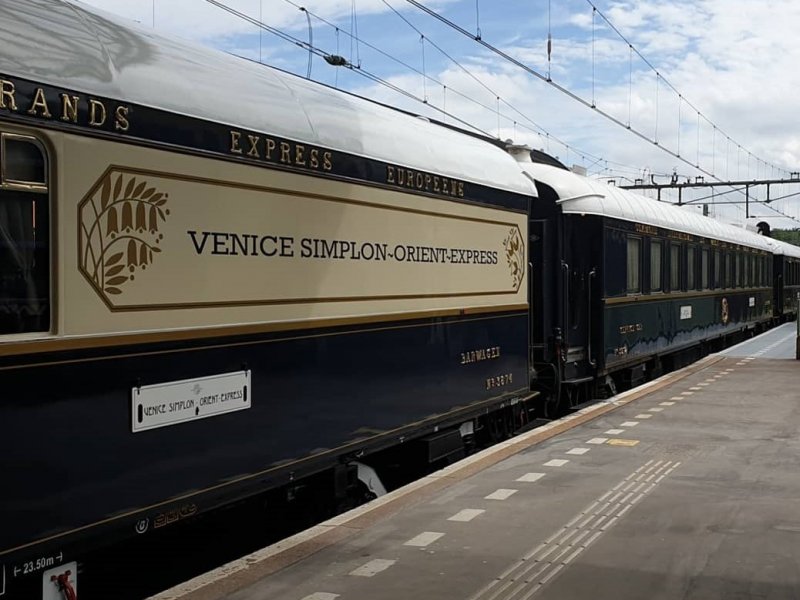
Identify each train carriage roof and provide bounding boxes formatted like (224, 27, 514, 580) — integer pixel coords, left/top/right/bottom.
(765, 237, 800, 259)
(0, 0, 535, 198)
(520, 161, 776, 252)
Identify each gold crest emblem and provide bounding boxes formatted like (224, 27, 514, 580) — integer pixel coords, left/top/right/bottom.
(79, 169, 169, 305)
(503, 226, 525, 291)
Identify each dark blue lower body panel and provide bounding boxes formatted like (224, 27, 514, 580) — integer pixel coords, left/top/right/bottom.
(603, 290, 772, 371)
(1, 311, 528, 572)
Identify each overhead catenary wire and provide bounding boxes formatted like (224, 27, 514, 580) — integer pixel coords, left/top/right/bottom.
(403, 0, 726, 181)
(203, 0, 491, 137)
(403, 0, 798, 221)
(582, 0, 786, 178)
(283, 0, 627, 170)
(312, 0, 676, 177)
(375, 0, 634, 171)
(205, 0, 795, 219)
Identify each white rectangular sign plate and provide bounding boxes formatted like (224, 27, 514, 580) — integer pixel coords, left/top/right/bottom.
(749, 297, 756, 307)
(680, 305, 692, 320)
(132, 370, 250, 432)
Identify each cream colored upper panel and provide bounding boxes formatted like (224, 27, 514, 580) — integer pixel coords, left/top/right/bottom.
(522, 162, 774, 252)
(0, 0, 534, 199)
(57, 133, 527, 338)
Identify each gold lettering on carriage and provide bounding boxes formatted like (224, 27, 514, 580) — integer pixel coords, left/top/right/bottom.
(460, 346, 501, 365)
(634, 224, 658, 235)
(386, 165, 465, 198)
(0, 78, 130, 131)
(228, 129, 332, 172)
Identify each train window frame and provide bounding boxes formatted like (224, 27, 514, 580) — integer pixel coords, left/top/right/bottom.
(650, 239, 663, 293)
(0, 130, 52, 336)
(626, 236, 642, 295)
(701, 248, 709, 290)
(670, 242, 681, 291)
(755, 255, 760, 287)
(765, 256, 769, 286)
(687, 245, 696, 290)
(736, 252, 742, 288)
(724, 252, 731, 288)
(713, 249, 720, 289)
(0, 133, 49, 191)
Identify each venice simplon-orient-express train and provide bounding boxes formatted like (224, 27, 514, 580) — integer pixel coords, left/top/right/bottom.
(2, 1, 800, 597)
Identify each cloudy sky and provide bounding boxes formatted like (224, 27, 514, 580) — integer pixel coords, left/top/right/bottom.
(78, 0, 800, 227)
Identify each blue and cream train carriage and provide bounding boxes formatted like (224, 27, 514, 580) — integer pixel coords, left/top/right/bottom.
(0, 1, 795, 597)
(0, 1, 535, 596)
(517, 156, 783, 406)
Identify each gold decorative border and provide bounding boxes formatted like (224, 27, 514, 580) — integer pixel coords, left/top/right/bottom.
(0, 304, 528, 361)
(78, 166, 526, 311)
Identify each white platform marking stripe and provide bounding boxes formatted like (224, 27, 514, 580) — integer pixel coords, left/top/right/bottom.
(604, 429, 624, 435)
(649, 407, 664, 412)
(302, 594, 339, 600)
(660, 401, 675, 406)
(350, 559, 396, 577)
(681, 391, 694, 396)
(517, 472, 546, 483)
(449, 508, 485, 522)
(587, 437, 608, 444)
(469, 460, 680, 600)
(485, 488, 518, 500)
(689, 386, 702, 391)
(543, 459, 569, 467)
(620, 421, 639, 427)
(566, 447, 590, 455)
(634, 414, 652, 419)
(404, 531, 445, 547)
(670, 396, 684, 400)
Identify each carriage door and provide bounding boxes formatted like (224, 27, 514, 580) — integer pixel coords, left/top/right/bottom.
(529, 218, 554, 366)
(561, 215, 598, 384)
(0, 131, 51, 335)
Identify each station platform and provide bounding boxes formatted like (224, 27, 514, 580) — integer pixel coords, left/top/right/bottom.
(153, 323, 800, 600)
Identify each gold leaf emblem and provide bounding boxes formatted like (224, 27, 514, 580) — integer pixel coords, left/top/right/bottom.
(503, 226, 525, 291)
(79, 171, 169, 301)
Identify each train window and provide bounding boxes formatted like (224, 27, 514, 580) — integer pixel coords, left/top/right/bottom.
(743, 253, 748, 287)
(755, 256, 760, 287)
(650, 240, 663, 292)
(1, 135, 47, 188)
(736, 253, 742, 287)
(0, 132, 50, 334)
(701, 248, 709, 289)
(687, 246, 696, 290)
(670, 244, 680, 291)
(724, 253, 731, 288)
(627, 237, 641, 294)
(714, 249, 720, 289)
(765, 256, 769, 286)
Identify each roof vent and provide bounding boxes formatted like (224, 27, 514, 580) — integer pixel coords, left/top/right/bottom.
(506, 143, 533, 163)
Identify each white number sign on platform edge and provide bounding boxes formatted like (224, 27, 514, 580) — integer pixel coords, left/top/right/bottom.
(132, 370, 251, 432)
